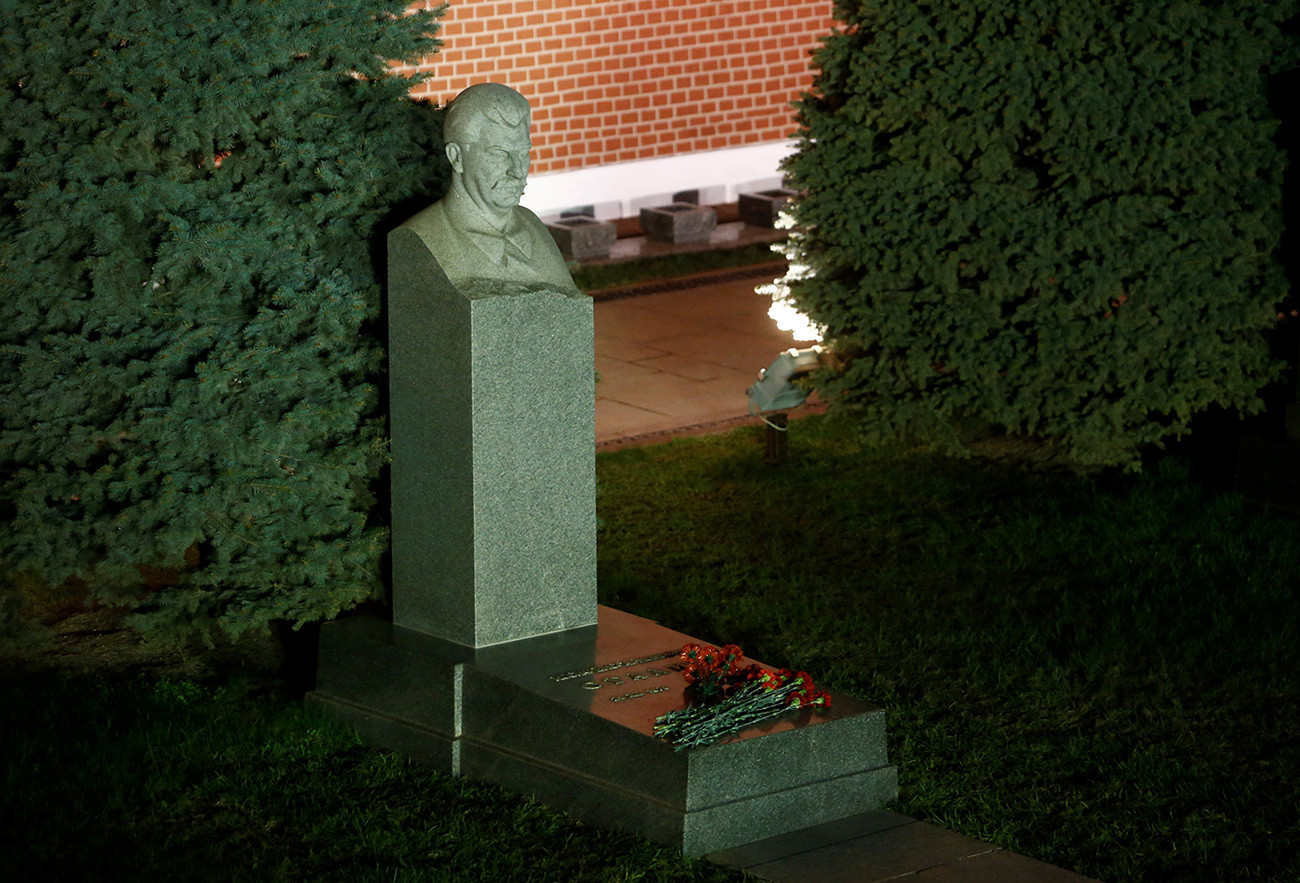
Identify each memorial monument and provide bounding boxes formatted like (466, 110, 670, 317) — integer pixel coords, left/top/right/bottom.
(309, 83, 897, 855)
(384, 82, 595, 647)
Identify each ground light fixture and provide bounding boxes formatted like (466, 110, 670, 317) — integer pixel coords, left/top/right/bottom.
(746, 346, 825, 463)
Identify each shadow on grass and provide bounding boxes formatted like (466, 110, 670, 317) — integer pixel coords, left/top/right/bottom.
(0, 671, 741, 882)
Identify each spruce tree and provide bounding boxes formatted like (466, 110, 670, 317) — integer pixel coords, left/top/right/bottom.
(1, 1, 447, 639)
(775, 0, 1296, 467)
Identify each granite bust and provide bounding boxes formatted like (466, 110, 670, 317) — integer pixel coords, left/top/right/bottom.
(401, 83, 577, 295)
(385, 81, 597, 647)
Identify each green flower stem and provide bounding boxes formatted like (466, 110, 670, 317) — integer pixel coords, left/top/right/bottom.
(654, 681, 802, 751)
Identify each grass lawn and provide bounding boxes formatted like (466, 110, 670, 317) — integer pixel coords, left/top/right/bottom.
(4, 416, 1297, 881)
(0, 671, 739, 882)
(597, 415, 1300, 882)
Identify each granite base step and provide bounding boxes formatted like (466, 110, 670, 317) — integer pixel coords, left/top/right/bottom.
(308, 606, 897, 856)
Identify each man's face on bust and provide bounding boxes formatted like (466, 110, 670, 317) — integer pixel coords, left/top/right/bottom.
(453, 120, 532, 218)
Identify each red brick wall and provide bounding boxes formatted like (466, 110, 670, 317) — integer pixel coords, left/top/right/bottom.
(395, 0, 835, 175)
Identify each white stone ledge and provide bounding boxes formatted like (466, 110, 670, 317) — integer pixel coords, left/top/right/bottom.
(521, 140, 795, 221)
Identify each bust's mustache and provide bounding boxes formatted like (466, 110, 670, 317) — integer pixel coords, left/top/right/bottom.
(492, 179, 526, 200)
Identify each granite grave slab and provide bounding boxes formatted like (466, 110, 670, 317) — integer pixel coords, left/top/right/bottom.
(308, 606, 898, 856)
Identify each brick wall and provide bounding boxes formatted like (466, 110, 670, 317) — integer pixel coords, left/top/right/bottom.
(394, 0, 835, 176)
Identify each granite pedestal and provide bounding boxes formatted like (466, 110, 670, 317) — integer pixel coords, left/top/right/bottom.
(640, 203, 718, 243)
(546, 216, 618, 260)
(739, 188, 799, 227)
(387, 228, 596, 646)
(308, 606, 898, 856)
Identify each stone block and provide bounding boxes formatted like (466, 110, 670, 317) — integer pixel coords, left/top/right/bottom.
(738, 188, 799, 227)
(386, 228, 597, 647)
(308, 606, 898, 856)
(546, 216, 618, 260)
(639, 203, 718, 243)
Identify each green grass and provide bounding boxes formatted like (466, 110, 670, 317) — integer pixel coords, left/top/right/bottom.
(569, 242, 782, 292)
(0, 672, 741, 882)
(4, 414, 1297, 881)
(596, 414, 1300, 882)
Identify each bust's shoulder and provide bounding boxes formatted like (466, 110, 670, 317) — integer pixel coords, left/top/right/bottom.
(399, 199, 453, 237)
(511, 206, 578, 292)
(509, 204, 548, 230)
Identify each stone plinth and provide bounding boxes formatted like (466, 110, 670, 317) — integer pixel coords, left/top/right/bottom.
(387, 228, 597, 647)
(546, 216, 618, 260)
(738, 188, 799, 228)
(640, 203, 718, 244)
(308, 606, 898, 856)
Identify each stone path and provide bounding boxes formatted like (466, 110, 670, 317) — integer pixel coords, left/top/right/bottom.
(594, 264, 808, 449)
(707, 811, 1096, 882)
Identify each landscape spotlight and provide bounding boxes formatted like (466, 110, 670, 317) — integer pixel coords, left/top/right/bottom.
(746, 346, 825, 414)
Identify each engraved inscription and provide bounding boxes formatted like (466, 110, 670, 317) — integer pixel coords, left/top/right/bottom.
(549, 649, 679, 683)
(595, 666, 680, 702)
(610, 685, 671, 703)
(578, 666, 679, 694)
(553, 652, 685, 703)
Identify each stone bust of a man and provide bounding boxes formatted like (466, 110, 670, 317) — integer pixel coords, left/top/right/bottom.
(402, 83, 576, 294)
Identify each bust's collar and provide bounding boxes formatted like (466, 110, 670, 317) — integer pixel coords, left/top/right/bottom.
(442, 187, 532, 265)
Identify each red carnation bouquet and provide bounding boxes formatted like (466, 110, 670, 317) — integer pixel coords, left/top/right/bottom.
(654, 643, 830, 750)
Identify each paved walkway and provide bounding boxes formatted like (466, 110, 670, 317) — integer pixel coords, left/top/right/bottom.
(594, 264, 810, 448)
(586, 233, 1100, 881)
(707, 810, 1096, 882)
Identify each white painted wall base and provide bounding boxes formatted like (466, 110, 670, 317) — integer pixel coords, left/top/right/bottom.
(520, 140, 796, 221)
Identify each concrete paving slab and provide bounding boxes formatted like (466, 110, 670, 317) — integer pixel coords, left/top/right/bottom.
(711, 308, 804, 338)
(601, 374, 753, 422)
(631, 353, 734, 382)
(744, 820, 997, 883)
(630, 283, 782, 328)
(594, 340, 672, 362)
(708, 810, 913, 869)
(591, 263, 822, 448)
(595, 301, 708, 344)
(594, 399, 676, 442)
(707, 809, 1101, 883)
(595, 358, 678, 402)
(598, 346, 750, 395)
(658, 330, 794, 375)
(914, 848, 1098, 882)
